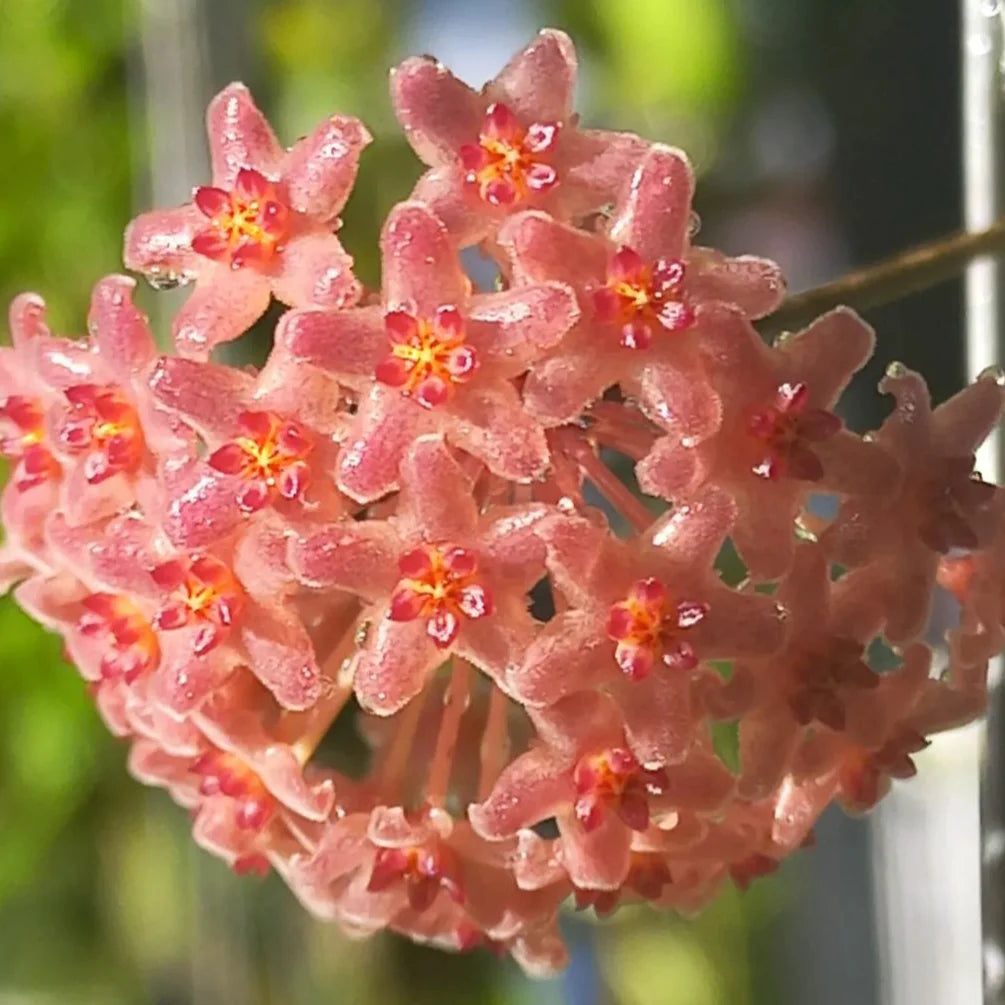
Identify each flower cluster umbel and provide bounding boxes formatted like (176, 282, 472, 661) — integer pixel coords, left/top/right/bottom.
(2, 30, 1004, 975)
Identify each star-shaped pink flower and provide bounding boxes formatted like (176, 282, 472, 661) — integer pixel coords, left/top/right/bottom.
(124, 83, 371, 357)
(821, 365, 1005, 641)
(510, 485, 786, 766)
(277, 201, 578, 502)
(391, 29, 648, 247)
(2, 277, 190, 534)
(638, 304, 893, 579)
(781, 643, 933, 816)
(734, 545, 890, 800)
(145, 350, 349, 550)
(44, 510, 324, 714)
(500, 144, 784, 428)
(286, 435, 548, 714)
(469, 690, 733, 891)
(129, 724, 336, 877)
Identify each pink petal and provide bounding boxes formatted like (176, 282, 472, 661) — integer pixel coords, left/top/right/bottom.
(254, 745, 336, 822)
(656, 743, 735, 812)
(728, 479, 801, 580)
(276, 305, 386, 385)
(171, 268, 272, 358)
(512, 610, 612, 706)
(336, 386, 429, 503)
(7, 291, 51, 350)
(931, 372, 1005, 456)
(485, 29, 577, 125)
(88, 275, 157, 377)
(410, 166, 494, 248)
(692, 301, 773, 374)
(353, 617, 442, 715)
(280, 114, 372, 222)
(557, 810, 632, 890)
(397, 434, 480, 541)
(468, 746, 575, 838)
(613, 670, 693, 767)
(206, 83, 283, 188)
(287, 520, 400, 598)
(51, 461, 128, 527)
(446, 382, 549, 482)
(238, 601, 322, 711)
(390, 57, 485, 166)
(523, 332, 628, 427)
(46, 512, 162, 597)
(381, 201, 468, 316)
(151, 631, 236, 716)
(635, 354, 722, 440)
(158, 462, 244, 549)
(556, 128, 651, 220)
(466, 283, 580, 371)
(122, 204, 204, 279)
(456, 599, 539, 693)
(687, 249, 786, 319)
(779, 307, 875, 406)
(738, 704, 801, 799)
(606, 144, 695, 263)
(270, 229, 362, 310)
(694, 585, 787, 658)
(148, 356, 255, 438)
(477, 503, 551, 585)
(497, 210, 608, 290)
(646, 484, 737, 572)
(539, 515, 635, 606)
(816, 429, 897, 495)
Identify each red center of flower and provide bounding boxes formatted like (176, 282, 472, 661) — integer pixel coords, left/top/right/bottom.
(388, 545, 494, 649)
(208, 410, 313, 512)
(606, 577, 709, 680)
(376, 306, 477, 409)
(745, 381, 841, 481)
(730, 853, 781, 892)
(915, 457, 997, 553)
(151, 555, 244, 655)
(366, 843, 465, 913)
(193, 751, 276, 831)
(59, 384, 145, 484)
(192, 167, 291, 268)
(837, 730, 930, 811)
(593, 247, 695, 349)
(78, 593, 160, 684)
(573, 747, 669, 833)
(459, 102, 560, 206)
(787, 638, 878, 732)
(0, 395, 60, 492)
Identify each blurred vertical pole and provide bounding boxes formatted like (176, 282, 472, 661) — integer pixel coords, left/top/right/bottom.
(131, 1, 260, 1002)
(963, 1, 1005, 1002)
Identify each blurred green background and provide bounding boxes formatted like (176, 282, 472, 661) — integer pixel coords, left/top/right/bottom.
(0, 1, 968, 1002)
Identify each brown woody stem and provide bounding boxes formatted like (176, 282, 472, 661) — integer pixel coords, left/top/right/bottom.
(756, 216, 1005, 337)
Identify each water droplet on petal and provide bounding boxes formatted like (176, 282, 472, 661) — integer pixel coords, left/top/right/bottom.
(979, 364, 1005, 385)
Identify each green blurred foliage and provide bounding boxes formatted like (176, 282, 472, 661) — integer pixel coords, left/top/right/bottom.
(0, 1, 795, 1002)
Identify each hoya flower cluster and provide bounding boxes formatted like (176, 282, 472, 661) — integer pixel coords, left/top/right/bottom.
(2, 30, 1004, 974)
